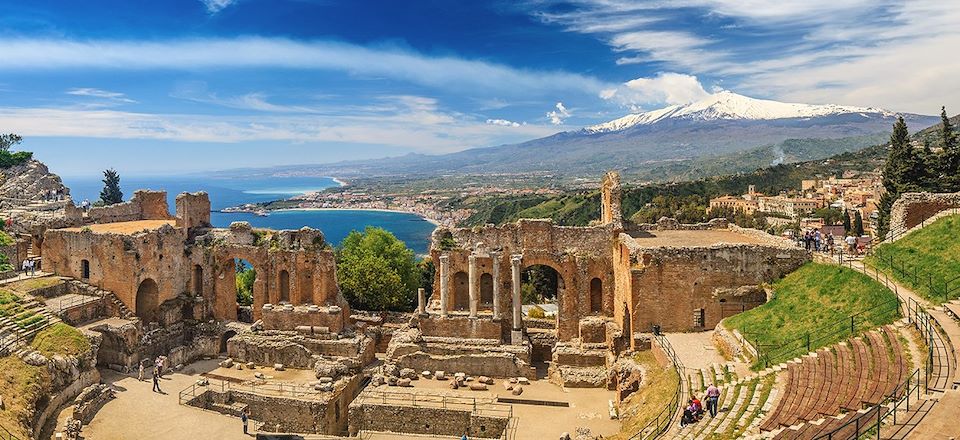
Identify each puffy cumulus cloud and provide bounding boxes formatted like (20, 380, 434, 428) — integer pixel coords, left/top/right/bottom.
(546, 102, 571, 125)
(601, 73, 710, 109)
(485, 118, 523, 127)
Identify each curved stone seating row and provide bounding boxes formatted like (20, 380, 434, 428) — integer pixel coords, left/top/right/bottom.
(676, 372, 777, 439)
(770, 405, 888, 440)
(760, 326, 907, 432)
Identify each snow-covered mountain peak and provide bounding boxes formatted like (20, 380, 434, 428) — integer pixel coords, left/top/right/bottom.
(585, 91, 897, 134)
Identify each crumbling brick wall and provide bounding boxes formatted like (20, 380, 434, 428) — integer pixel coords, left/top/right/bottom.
(888, 191, 960, 233)
(86, 190, 172, 224)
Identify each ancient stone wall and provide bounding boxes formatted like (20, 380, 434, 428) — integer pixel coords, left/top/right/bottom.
(623, 244, 808, 334)
(175, 191, 211, 229)
(348, 395, 509, 439)
(86, 190, 172, 224)
(261, 304, 345, 333)
(415, 314, 504, 340)
(888, 191, 960, 233)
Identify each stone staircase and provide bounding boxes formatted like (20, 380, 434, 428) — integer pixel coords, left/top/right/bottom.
(674, 366, 778, 439)
(103, 290, 135, 319)
(0, 291, 61, 356)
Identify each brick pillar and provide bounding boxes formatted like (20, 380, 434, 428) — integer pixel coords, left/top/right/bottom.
(468, 254, 478, 318)
(439, 255, 449, 317)
(490, 251, 501, 319)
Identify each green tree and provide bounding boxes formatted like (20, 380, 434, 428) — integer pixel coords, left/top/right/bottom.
(98, 168, 123, 205)
(336, 227, 419, 311)
(235, 265, 255, 306)
(0, 134, 23, 151)
(417, 259, 435, 298)
(877, 117, 924, 238)
(853, 210, 864, 237)
(842, 210, 852, 233)
(938, 107, 960, 191)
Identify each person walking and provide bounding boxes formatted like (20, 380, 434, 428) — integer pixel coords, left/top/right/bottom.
(138, 361, 144, 381)
(242, 408, 250, 435)
(705, 383, 720, 418)
(21, 259, 28, 276)
(152, 368, 162, 393)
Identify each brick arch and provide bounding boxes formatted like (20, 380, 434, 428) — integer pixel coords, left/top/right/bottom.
(135, 278, 160, 323)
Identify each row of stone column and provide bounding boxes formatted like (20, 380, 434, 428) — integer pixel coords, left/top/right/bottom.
(421, 253, 523, 332)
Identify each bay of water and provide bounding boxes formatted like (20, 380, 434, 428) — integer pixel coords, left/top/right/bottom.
(61, 175, 436, 254)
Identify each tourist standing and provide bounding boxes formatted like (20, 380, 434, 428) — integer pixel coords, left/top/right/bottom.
(21, 259, 28, 276)
(242, 408, 249, 434)
(152, 369, 162, 393)
(138, 361, 144, 381)
(705, 383, 720, 417)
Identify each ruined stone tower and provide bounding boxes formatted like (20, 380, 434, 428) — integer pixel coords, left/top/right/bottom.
(600, 171, 623, 227)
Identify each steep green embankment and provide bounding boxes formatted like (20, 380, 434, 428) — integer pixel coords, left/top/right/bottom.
(724, 263, 899, 367)
(866, 214, 960, 304)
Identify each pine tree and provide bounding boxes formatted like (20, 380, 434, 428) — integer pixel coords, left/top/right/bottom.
(842, 209, 852, 233)
(99, 168, 123, 205)
(853, 210, 864, 237)
(938, 107, 960, 191)
(877, 117, 923, 238)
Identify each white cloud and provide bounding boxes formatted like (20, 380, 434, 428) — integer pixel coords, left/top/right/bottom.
(66, 88, 136, 104)
(603, 73, 711, 109)
(200, 0, 237, 14)
(485, 118, 523, 127)
(0, 37, 610, 99)
(546, 102, 571, 125)
(0, 96, 559, 154)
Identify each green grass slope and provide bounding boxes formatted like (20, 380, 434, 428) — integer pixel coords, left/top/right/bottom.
(866, 214, 960, 304)
(725, 263, 899, 368)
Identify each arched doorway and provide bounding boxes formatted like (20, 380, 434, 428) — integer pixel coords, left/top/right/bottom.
(590, 278, 603, 313)
(521, 264, 563, 305)
(234, 258, 255, 323)
(453, 271, 469, 310)
(81, 259, 90, 279)
(135, 278, 160, 323)
(192, 265, 203, 296)
(220, 330, 237, 354)
(479, 273, 494, 306)
(279, 270, 291, 303)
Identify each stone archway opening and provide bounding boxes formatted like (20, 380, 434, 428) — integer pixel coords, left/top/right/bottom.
(81, 259, 90, 279)
(590, 277, 603, 313)
(479, 273, 494, 306)
(279, 269, 291, 303)
(135, 278, 160, 324)
(220, 330, 237, 354)
(521, 264, 563, 305)
(452, 271, 469, 311)
(234, 258, 256, 323)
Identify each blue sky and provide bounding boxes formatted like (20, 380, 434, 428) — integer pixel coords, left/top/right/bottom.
(0, 0, 957, 175)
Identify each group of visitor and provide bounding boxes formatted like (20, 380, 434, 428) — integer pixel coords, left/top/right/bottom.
(80, 198, 91, 212)
(20, 259, 37, 276)
(680, 383, 721, 427)
(800, 229, 835, 253)
(139, 356, 168, 393)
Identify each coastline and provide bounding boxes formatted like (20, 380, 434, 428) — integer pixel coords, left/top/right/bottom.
(276, 207, 441, 226)
(330, 177, 348, 187)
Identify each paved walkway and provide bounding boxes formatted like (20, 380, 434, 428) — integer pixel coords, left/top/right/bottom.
(906, 389, 960, 439)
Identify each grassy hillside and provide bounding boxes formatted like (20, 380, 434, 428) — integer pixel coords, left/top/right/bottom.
(866, 214, 960, 304)
(609, 350, 680, 440)
(724, 263, 899, 368)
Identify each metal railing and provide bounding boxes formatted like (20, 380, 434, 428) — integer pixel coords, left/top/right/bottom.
(812, 368, 922, 440)
(868, 249, 960, 303)
(58, 294, 102, 314)
(747, 296, 901, 369)
(630, 331, 685, 439)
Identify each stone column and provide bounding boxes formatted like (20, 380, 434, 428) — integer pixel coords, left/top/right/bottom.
(511, 254, 523, 344)
(490, 251, 501, 319)
(417, 288, 426, 315)
(439, 255, 449, 317)
(468, 254, 478, 318)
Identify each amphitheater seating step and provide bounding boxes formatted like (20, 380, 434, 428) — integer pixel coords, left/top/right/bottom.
(759, 326, 907, 432)
(675, 373, 776, 439)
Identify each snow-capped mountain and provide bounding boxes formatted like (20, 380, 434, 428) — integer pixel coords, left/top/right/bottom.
(586, 91, 899, 133)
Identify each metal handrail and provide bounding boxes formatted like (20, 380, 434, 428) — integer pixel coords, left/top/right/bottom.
(747, 296, 901, 368)
(868, 248, 960, 302)
(812, 367, 921, 440)
(880, 206, 959, 244)
(0, 423, 19, 440)
(629, 331, 685, 439)
(58, 293, 102, 314)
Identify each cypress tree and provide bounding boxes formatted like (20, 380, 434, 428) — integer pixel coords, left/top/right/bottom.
(99, 168, 123, 206)
(853, 210, 864, 237)
(938, 107, 960, 191)
(842, 209, 852, 233)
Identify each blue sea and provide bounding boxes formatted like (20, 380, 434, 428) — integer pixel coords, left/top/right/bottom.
(61, 175, 436, 254)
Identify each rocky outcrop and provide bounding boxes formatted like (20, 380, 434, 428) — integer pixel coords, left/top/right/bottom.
(0, 160, 70, 202)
